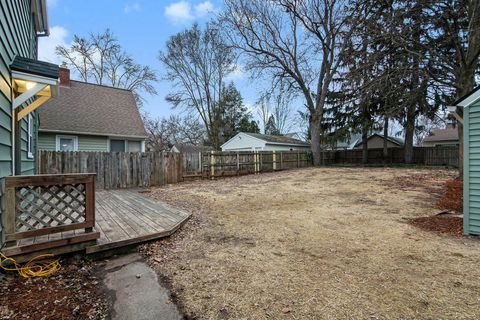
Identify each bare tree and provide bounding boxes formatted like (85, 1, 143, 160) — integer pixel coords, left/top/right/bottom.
(220, 0, 360, 165)
(159, 23, 236, 150)
(256, 90, 295, 135)
(143, 116, 172, 152)
(256, 97, 270, 134)
(56, 29, 158, 104)
(143, 113, 206, 151)
(421, 0, 480, 175)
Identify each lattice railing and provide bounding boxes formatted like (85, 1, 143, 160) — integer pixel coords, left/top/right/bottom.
(4, 174, 96, 247)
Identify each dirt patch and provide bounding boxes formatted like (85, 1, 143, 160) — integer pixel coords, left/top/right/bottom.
(0, 255, 110, 320)
(142, 167, 480, 319)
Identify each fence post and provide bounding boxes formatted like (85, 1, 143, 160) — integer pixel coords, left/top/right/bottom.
(5, 186, 16, 247)
(272, 151, 276, 171)
(259, 151, 263, 172)
(198, 152, 202, 173)
(297, 151, 300, 168)
(84, 174, 96, 233)
(210, 151, 215, 179)
(280, 152, 283, 170)
(236, 152, 240, 174)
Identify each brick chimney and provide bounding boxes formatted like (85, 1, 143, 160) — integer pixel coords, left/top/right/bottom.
(59, 64, 70, 87)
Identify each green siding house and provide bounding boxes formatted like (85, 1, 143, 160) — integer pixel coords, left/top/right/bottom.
(456, 86, 480, 235)
(37, 67, 147, 152)
(0, 1, 59, 246)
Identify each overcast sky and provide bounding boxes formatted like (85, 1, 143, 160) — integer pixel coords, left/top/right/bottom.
(39, 0, 264, 121)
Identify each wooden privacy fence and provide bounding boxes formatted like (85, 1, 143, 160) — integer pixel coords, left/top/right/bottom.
(188, 150, 312, 178)
(319, 146, 459, 167)
(39, 150, 313, 189)
(38, 151, 183, 189)
(3, 174, 99, 255)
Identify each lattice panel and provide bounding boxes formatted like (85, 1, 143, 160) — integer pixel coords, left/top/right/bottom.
(15, 184, 86, 232)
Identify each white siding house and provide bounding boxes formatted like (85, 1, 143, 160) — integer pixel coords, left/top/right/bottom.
(221, 132, 310, 151)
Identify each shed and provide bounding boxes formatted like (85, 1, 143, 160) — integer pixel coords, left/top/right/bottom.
(221, 132, 310, 151)
(456, 86, 480, 235)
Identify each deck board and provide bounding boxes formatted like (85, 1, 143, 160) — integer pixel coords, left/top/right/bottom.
(2, 189, 191, 260)
(87, 189, 191, 253)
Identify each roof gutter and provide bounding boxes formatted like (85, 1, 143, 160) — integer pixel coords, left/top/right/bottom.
(31, 0, 49, 37)
(38, 128, 148, 139)
(264, 142, 311, 147)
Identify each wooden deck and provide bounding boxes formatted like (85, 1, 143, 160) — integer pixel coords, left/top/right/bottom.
(87, 190, 191, 253)
(2, 189, 191, 261)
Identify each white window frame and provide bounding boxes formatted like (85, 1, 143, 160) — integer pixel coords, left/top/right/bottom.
(27, 114, 34, 159)
(56, 135, 78, 152)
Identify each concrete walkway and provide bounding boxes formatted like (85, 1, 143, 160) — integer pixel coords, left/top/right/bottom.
(103, 253, 183, 320)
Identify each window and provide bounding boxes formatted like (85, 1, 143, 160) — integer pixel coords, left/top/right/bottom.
(128, 141, 141, 152)
(110, 139, 125, 152)
(27, 114, 34, 158)
(56, 135, 78, 152)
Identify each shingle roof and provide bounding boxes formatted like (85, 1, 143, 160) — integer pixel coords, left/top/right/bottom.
(244, 132, 310, 145)
(423, 127, 459, 142)
(172, 144, 214, 153)
(354, 133, 404, 147)
(39, 80, 147, 138)
(454, 85, 480, 106)
(10, 56, 59, 79)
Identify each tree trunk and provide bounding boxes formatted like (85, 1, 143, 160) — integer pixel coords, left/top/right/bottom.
(362, 128, 368, 165)
(404, 104, 415, 164)
(310, 115, 322, 166)
(456, 71, 475, 177)
(383, 116, 389, 162)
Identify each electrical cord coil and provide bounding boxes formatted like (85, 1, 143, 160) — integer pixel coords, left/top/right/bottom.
(0, 252, 60, 278)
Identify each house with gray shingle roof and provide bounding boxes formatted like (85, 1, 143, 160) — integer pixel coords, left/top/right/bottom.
(221, 132, 310, 151)
(38, 67, 147, 152)
(422, 124, 459, 147)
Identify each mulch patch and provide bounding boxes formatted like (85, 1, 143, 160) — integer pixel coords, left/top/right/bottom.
(0, 255, 110, 320)
(436, 179, 463, 213)
(407, 178, 464, 237)
(409, 216, 463, 236)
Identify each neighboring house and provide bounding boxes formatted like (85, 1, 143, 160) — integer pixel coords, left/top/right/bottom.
(284, 132, 304, 141)
(353, 133, 404, 149)
(422, 124, 459, 147)
(221, 132, 311, 151)
(37, 67, 147, 152)
(454, 85, 480, 235)
(171, 143, 214, 153)
(334, 133, 362, 150)
(0, 1, 59, 245)
(334, 133, 403, 150)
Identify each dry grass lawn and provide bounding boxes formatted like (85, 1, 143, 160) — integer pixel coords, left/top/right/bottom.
(142, 167, 480, 320)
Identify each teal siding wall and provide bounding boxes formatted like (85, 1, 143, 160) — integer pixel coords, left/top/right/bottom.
(38, 132, 56, 151)
(38, 133, 109, 152)
(465, 100, 480, 235)
(0, 0, 39, 247)
(79, 135, 108, 151)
